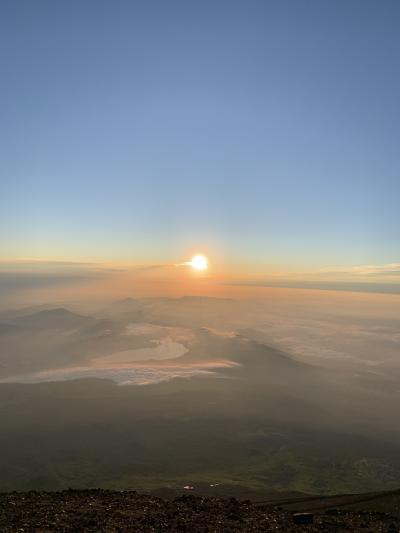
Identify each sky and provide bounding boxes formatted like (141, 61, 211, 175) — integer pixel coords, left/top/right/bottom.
(1, 0, 400, 288)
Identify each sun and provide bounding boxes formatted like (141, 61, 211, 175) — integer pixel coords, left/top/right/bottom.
(190, 255, 208, 270)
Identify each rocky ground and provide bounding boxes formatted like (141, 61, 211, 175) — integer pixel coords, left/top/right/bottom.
(0, 490, 399, 532)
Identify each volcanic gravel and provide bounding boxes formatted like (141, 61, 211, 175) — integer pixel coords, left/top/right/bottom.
(0, 490, 399, 532)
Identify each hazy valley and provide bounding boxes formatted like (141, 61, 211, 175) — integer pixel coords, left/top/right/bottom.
(1, 295, 399, 495)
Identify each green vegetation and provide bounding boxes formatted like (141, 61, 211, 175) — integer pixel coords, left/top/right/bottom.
(1, 386, 399, 494)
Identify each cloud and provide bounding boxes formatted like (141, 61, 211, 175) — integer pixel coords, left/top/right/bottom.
(0, 271, 108, 293)
(0, 360, 239, 386)
(314, 263, 400, 277)
(228, 263, 400, 295)
(0, 260, 174, 303)
(0, 259, 121, 274)
(0, 260, 118, 297)
(228, 279, 400, 294)
(129, 264, 168, 272)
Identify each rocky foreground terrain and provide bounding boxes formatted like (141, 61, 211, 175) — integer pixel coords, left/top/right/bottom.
(1, 489, 400, 532)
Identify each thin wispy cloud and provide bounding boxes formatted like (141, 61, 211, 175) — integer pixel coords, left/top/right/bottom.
(314, 263, 400, 277)
(228, 263, 400, 295)
(259, 263, 400, 279)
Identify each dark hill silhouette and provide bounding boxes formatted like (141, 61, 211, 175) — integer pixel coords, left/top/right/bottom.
(11, 308, 93, 330)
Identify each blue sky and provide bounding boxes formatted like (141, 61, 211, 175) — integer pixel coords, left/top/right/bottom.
(1, 0, 399, 273)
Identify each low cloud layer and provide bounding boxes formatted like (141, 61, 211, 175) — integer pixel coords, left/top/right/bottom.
(1, 260, 400, 308)
(230, 262, 400, 294)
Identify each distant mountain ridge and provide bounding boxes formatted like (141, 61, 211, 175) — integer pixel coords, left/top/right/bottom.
(10, 308, 93, 330)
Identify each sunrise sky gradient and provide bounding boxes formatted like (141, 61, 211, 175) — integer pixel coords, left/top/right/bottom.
(1, 1, 400, 297)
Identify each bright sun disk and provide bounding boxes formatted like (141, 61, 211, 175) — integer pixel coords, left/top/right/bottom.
(190, 255, 208, 270)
